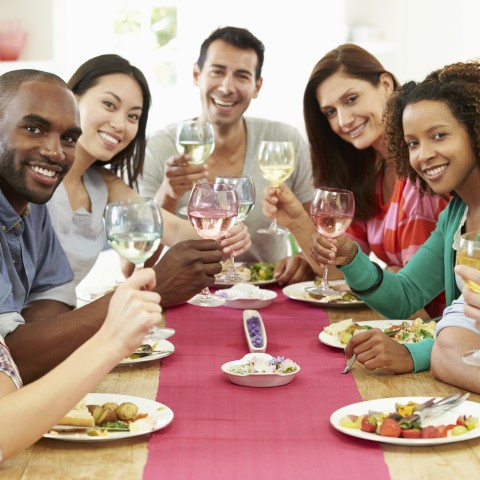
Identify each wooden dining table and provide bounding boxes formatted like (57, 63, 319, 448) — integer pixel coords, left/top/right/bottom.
(1, 293, 479, 480)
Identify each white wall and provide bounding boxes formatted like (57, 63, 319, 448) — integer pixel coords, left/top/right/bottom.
(2, 0, 480, 134)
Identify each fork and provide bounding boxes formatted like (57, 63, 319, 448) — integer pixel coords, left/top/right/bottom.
(341, 328, 401, 374)
(400, 393, 470, 427)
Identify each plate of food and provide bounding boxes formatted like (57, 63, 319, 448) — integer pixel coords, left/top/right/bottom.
(76, 283, 120, 304)
(282, 280, 364, 307)
(119, 339, 175, 365)
(221, 353, 299, 387)
(319, 318, 435, 349)
(330, 396, 480, 446)
(214, 261, 276, 287)
(44, 393, 174, 442)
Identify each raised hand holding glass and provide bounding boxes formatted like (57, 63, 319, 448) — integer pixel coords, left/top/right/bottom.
(305, 188, 355, 297)
(456, 231, 480, 366)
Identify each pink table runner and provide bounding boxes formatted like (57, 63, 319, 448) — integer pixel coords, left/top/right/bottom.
(144, 289, 390, 480)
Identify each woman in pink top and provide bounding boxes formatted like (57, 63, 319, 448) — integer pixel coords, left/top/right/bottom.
(265, 44, 447, 316)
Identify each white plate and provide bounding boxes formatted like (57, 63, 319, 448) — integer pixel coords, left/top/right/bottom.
(330, 396, 480, 446)
(43, 393, 174, 442)
(76, 283, 119, 303)
(221, 353, 300, 388)
(119, 339, 175, 365)
(319, 320, 410, 349)
(215, 289, 277, 310)
(282, 281, 365, 308)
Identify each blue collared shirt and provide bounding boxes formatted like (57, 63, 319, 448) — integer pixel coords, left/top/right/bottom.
(0, 191, 75, 337)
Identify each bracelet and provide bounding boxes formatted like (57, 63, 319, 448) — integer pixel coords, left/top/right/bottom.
(349, 262, 384, 296)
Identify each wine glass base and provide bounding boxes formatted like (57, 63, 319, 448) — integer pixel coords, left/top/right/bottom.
(187, 293, 225, 307)
(257, 226, 288, 235)
(304, 285, 340, 297)
(214, 272, 250, 283)
(462, 350, 480, 366)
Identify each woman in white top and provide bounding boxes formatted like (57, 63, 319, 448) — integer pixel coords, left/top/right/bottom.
(48, 54, 250, 287)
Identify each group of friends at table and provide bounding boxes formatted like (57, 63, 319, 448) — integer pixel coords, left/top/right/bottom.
(0, 24, 480, 463)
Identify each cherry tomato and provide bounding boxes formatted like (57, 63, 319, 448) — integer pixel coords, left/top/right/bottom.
(400, 428, 422, 439)
(421, 426, 440, 438)
(379, 418, 402, 437)
(361, 415, 377, 433)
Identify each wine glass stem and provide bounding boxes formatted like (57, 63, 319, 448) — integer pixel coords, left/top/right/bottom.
(227, 254, 236, 276)
(320, 264, 330, 289)
(200, 287, 211, 298)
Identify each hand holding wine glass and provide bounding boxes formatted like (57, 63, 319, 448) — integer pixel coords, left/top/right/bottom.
(455, 231, 480, 365)
(187, 182, 238, 306)
(214, 176, 255, 283)
(257, 141, 295, 235)
(104, 197, 163, 269)
(305, 187, 355, 296)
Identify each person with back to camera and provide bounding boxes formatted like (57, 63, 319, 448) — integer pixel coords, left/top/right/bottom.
(0, 268, 162, 462)
(307, 60, 480, 376)
(47, 53, 250, 288)
(138, 26, 315, 285)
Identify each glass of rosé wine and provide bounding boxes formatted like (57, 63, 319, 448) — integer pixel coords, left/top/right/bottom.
(305, 187, 355, 297)
(187, 182, 238, 307)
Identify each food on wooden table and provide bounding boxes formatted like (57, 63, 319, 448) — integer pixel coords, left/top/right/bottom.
(55, 399, 146, 435)
(339, 399, 478, 438)
(57, 399, 95, 427)
(323, 318, 435, 345)
(228, 355, 298, 375)
(218, 261, 275, 282)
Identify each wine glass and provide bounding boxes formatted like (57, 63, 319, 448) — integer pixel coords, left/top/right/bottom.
(305, 187, 355, 297)
(175, 119, 215, 165)
(187, 182, 238, 306)
(456, 231, 480, 365)
(176, 119, 215, 217)
(104, 197, 163, 269)
(214, 176, 256, 283)
(257, 141, 295, 235)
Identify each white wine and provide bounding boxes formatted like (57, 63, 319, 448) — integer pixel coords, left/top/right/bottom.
(189, 209, 237, 239)
(236, 201, 254, 223)
(457, 249, 480, 292)
(108, 232, 161, 265)
(176, 141, 215, 165)
(259, 164, 294, 186)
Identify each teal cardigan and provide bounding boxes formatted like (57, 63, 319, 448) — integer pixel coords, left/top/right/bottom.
(340, 197, 465, 371)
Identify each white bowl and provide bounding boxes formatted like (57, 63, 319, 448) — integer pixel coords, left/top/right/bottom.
(243, 310, 267, 353)
(221, 353, 300, 388)
(215, 283, 277, 309)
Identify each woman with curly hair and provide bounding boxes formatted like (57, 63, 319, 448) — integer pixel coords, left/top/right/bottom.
(309, 60, 480, 374)
(263, 44, 447, 315)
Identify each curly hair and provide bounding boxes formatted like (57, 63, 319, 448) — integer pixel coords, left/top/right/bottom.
(384, 60, 480, 195)
(303, 44, 398, 219)
(68, 54, 152, 189)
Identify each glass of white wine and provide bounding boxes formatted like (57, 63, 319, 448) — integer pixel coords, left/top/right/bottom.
(257, 141, 295, 235)
(305, 187, 355, 297)
(176, 119, 215, 217)
(187, 182, 238, 307)
(456, 231, 480, 366)
(104, 198, 163, 269)
(175, 118, 215, 165)
(214, 176, 256, 283)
